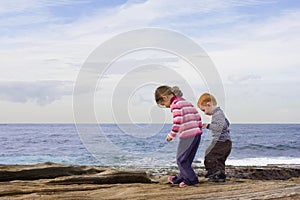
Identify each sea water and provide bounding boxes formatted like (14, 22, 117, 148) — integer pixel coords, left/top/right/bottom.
(0, 124, 299, 167)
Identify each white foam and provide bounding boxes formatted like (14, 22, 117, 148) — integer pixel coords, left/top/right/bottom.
(194, 157, 300, 166)
(122, 157, 300, 167)
(227, 157, 300, 166)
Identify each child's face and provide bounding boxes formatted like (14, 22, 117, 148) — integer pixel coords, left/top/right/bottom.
(199, 102, 214, 115)
(158, 95, 172, 108)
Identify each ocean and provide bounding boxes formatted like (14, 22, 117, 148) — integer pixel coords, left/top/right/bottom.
(0, 124, 299, 167)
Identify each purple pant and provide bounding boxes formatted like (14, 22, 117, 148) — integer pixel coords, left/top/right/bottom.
(172, 135, 201, 185)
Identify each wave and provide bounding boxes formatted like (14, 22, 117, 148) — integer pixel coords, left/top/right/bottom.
(236, 144, 299, 151)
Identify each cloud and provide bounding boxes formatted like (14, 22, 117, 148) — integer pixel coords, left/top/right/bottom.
(1, 0, 290, 79)
(0, 1, 91, 34)
(0, 0, 88, 15)
(0, 80, 73, 106)
(0, 0, 299, 123)
(228, 74, 261, 83)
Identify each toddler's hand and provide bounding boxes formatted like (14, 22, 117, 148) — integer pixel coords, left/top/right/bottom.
(166, 135, 172, 142)
(203, 123, 208, 128)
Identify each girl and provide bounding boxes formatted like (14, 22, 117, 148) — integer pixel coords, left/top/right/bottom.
(155, 85, 202, 187)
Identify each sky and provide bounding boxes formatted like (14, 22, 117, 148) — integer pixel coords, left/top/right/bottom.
(0, 0, 299, 123)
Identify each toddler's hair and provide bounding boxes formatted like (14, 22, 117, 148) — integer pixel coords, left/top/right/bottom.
(155, 85, 183, 104)
(198, 93, 217, 106)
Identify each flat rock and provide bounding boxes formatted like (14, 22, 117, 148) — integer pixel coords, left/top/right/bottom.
(0, 163, 299, 199)
(0, 162, 105, 182)
(47, 170, 152, 185)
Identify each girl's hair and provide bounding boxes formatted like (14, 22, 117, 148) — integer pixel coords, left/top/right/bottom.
(155, 85, 183, 104)
(198, 93, 217, 106)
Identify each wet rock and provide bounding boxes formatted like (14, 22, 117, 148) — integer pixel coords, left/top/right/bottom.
(191, 165, 300, 180)
(0, 162, 105, 182)
(47, 170, 152, 185)
(226, 165, 300, 180)
(0, 162, 152, 184)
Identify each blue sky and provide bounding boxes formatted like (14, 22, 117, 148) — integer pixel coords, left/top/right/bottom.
(0, 0, 299, 123)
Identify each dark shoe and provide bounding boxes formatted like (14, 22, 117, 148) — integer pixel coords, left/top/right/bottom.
(209, 177, 226, 182)
(206, 169, 221, 179)
(204, 172, 211, 178)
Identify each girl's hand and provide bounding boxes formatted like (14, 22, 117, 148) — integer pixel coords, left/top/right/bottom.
(203, 123, 208, 128)
(166, 135, 172, 142)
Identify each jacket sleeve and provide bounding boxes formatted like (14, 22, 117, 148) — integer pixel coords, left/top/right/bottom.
(207, 110, 227, 133)
(168, 103, 183, 139)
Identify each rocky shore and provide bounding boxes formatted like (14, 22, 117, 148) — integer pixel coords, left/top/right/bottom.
(0, 162, 299, 199)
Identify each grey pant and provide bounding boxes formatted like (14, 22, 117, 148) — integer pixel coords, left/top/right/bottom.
(172, 135, 201, 185)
